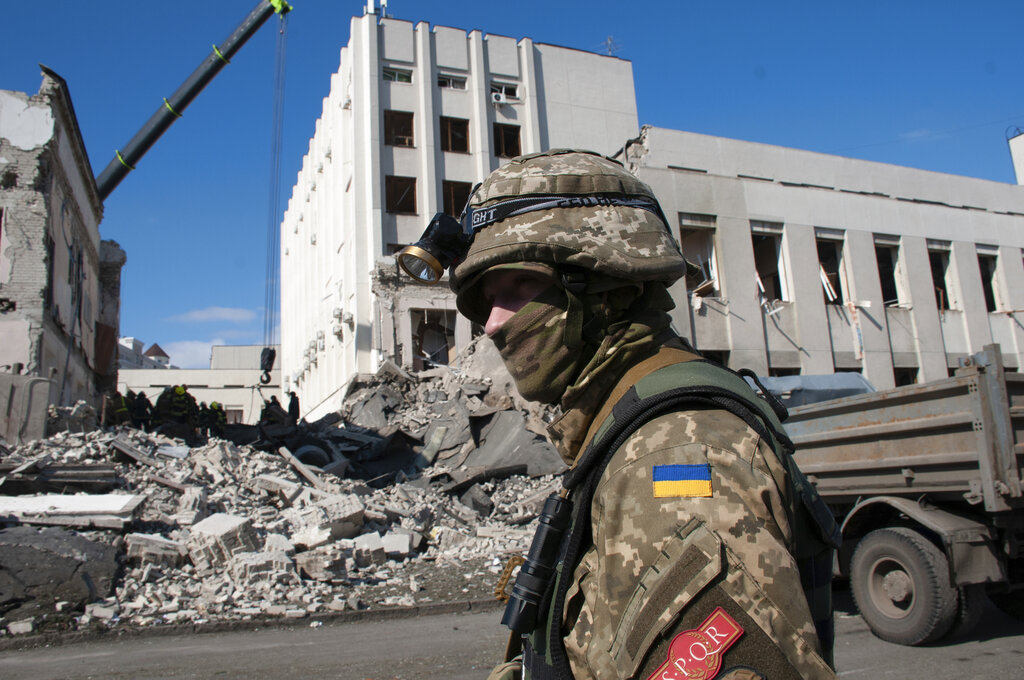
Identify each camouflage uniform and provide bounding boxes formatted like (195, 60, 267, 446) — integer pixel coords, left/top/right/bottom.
(441, 150, 836, 680)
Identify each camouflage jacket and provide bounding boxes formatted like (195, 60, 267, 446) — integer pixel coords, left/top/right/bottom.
(542, 351, 838, 680)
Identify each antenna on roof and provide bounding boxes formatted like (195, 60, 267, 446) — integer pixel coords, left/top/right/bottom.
(599, 35, 622, 56)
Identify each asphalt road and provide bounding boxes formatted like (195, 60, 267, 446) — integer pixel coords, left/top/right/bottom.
(2, 591, 1023, 679)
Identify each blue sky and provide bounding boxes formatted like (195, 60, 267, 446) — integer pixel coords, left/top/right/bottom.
(5, 1, 1023, 367)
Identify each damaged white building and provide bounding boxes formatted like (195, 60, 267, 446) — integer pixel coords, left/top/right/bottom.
(0, 68, 125, 441)
(283, 6, 1024, 418)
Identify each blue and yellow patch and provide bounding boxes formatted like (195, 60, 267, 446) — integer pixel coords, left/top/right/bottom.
(652, 464, 712, 498)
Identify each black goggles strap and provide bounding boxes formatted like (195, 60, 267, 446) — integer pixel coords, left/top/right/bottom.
(465, 194, 667, 233)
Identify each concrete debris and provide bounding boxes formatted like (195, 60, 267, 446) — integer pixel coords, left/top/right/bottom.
(0, 336, 569, 636)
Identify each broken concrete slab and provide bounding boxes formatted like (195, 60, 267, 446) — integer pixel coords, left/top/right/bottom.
(294, 546, 347, 582)
(352, 532, 386, 567)
(0, 526, 118, 622)
(125, 533, 186, 568)
(459, 484, 494, 517)
(230, 551, 295, 584)
(186, 513, 260, 571)
(0, 492, 145, 529)
(284, 493, 364, 549)
(466, 409, 565, 477)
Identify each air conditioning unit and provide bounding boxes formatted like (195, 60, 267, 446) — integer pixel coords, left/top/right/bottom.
(491, 91, 507, 105)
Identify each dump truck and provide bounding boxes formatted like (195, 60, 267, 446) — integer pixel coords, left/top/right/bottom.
(780, 344, 1023, 645)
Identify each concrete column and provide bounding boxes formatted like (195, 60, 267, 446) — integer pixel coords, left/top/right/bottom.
(468, 31, 493, 178)
(949, 240, 993, 352)
(782, 224, 834, 374)
(716, 215, 767, 373)
(898, 236, 947, 381)
(518, 38, 542, 154)
(843, 230, 895, 389)
(996, 244, 1024, 367)
(415, 22, 440, 217)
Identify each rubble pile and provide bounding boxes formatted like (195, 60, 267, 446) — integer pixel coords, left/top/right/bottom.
(0, 337, 567, 638)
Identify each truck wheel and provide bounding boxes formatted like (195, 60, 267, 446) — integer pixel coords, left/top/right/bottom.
(850, 527, 958, 645)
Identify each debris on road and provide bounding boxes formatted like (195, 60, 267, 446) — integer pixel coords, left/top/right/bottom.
(0, 337, 565, 636)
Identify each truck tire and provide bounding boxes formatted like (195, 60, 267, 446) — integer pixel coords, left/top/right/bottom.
(945, 584, 987, 640)
(850, 527, 958, 645)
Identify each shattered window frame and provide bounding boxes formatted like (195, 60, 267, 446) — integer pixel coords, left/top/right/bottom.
(493, 123, 521, 158)
(678, 212, 719, 298)
(385, 175, 417, 215)
(440, 116, 469, 153)
(442, 180, 474, 219)
(384, 110, 415, 148)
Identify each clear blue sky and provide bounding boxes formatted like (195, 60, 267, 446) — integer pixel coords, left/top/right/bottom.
(6, 1, 1023, 367)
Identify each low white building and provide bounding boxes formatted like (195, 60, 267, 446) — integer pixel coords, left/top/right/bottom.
(623, 126, 1024, 388)
(118, 345, 280, 425)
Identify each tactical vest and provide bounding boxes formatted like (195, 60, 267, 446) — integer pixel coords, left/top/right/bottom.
(511, 348, 841, 679)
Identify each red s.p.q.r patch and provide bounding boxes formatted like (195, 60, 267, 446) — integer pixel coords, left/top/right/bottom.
(645, 607, 743, 680)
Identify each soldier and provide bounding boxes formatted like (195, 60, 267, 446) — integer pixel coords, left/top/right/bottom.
(401, 150, 839, 680)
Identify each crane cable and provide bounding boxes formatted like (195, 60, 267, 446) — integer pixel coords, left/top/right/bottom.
(261, 10, 288, 385)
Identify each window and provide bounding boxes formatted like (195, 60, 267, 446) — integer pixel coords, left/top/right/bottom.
(411, 308, 457, 371)
(385, 176, 417, 214)
(977, 252, 1000, 312)
(678, 213, 719, 297)
(893, 367, 918, 387)
(494, 123, 521, 158)
(384, 110, 414, 147)
(438, 74, 467, 90)
(382, 67, 412, 83)
(440, 117, 469, 153)
(874, 236, 902, 307)
(442, 181, 473, 218)
(928, 242, 953, 310)
(750, 222, 788, 304)
(44, 232, 56, 310)
(816, 235, 846, 304)
(491, 82, 519, 99)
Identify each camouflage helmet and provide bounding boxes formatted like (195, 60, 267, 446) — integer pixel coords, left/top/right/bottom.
(449, 150, 688, 302)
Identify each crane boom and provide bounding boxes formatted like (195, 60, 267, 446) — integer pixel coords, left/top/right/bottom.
(95, 0, 292, 201)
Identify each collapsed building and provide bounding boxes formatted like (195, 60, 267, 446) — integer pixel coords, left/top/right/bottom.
(0, 335, 565, 638)
(0, 69, 126, 443)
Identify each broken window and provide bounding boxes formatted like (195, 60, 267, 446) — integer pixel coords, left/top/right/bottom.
(815, 231, 846, 305)
(750, 222, 788, 307)
(383, 67, 412, 83)
(893, 367, 918, 387)
(977, 250, 1000, 312)
(440, 117, 469, 153)
(385, 176, 417, 214)
(928, 241, 953, 310)
(494, 123, 521, 158)
(442, 180, 473, 219)
(678, 213, 719, 297)
(384, 110, 414, 147)
(1, 169, 16, 189)
(410, 308, 457, 371)
(491, 82, 519, 99)
(874, 235, 902, 307)
(437, 73, 467, 90)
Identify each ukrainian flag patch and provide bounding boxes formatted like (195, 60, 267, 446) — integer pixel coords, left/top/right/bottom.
(652, 464, 712, 498)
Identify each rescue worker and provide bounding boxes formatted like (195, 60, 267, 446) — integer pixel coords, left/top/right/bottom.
(287, 391, 300, 426)
(104, 390, 131, 427)
(415, 150, 839, 680)
(209, 401, 227, 437)
(131, 391, 153, 431)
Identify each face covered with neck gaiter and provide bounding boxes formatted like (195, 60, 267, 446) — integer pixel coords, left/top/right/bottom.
(488, 282, 590, 404)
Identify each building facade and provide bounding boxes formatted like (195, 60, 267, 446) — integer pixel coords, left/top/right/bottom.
(280, 9, 639, 418)
(0, 68, 125, 416)
(282, 8, 1024, 419)
(623, 126, 1024, 389)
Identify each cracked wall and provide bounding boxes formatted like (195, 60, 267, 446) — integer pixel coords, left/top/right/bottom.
(0, 70, 114, 408)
